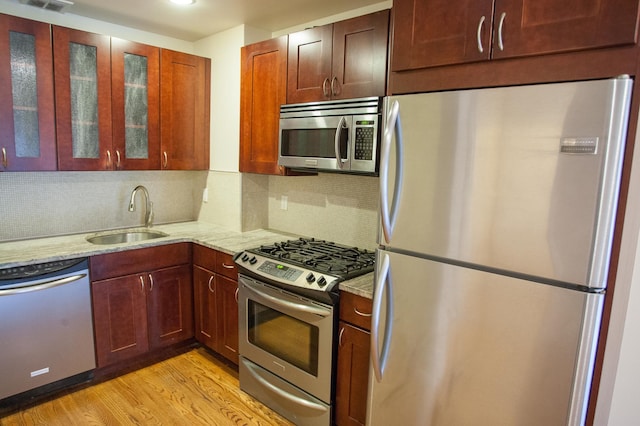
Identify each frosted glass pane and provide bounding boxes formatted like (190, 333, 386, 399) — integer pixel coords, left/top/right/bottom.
(124, 53, 148, 159)
(10, 31, 40, 158)
(69, 42, 99, 159)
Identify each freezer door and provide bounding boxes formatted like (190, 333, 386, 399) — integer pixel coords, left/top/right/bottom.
(380, 77, 632, 289)
(368, 250, 603, 426)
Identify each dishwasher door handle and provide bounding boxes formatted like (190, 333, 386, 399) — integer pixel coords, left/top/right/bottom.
(0, 273, 87, 296)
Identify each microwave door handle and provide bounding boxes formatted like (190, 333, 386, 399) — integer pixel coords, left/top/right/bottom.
(334, 116, 348, 169)
(380, 100, 404, 243)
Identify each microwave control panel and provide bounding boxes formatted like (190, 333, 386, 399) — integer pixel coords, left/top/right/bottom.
(354, 120, 376, 160)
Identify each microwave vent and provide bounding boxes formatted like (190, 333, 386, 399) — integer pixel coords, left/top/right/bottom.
(19, 0, 74, 13)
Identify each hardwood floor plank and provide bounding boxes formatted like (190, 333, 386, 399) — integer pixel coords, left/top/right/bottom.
(0, 348, 293, 426)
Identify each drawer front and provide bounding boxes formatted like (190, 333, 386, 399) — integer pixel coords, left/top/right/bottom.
(90, 243, 190, 281)
(215, 251, 237, 280)
(340, 291, 372, 331)
(192, 244, 217, 271)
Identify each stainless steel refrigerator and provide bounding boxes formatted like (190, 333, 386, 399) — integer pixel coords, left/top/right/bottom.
(370, 76, 633, 426)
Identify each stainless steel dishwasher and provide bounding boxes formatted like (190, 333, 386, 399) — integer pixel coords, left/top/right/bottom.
(0, 258, 96, 400)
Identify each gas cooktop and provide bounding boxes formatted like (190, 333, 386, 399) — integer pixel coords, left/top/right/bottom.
(234, 238, 375, 300)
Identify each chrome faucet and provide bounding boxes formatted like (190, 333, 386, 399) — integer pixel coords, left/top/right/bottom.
(128, 185, 154, 228)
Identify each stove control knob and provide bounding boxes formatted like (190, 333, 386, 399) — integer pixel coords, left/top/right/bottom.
(306, 273, 315, 283)
(241, 253, 250, 262)
(249, 256, 258, 265)
(317, 276, 327, 287)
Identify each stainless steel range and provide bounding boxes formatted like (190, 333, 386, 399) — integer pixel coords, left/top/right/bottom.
(234, 238, 374, 426)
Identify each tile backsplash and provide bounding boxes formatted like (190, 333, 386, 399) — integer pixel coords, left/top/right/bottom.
(0, 171, 207, 241)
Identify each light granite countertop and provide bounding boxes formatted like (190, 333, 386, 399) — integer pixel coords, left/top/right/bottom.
(0, 221, 374, 299)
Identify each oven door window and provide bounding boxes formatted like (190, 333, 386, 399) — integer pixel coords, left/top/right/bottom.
(248, 300, 319, 376)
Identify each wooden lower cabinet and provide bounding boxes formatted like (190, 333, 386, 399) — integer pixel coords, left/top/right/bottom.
(193, 244, 239, 364)
(90, 244, 193, 368)
(336, 292, 372, 426)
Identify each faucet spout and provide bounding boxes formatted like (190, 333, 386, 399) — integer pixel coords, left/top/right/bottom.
(129, 185, 154, 228)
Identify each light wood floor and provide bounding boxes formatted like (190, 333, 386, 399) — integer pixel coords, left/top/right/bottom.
(0, 348, 294, 426)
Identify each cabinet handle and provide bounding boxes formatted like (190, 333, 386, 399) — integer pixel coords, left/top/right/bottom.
(1, 147, 7, 169)
(322, 78, 331, 98)
(497, 12, 506, 51)
(331, 76, 338, 96)
(106, 150, 112, 168)
(163, 151, 168, 168)
(116, 150, 121, 169)
(139, 275, 145, 292)
(235, 287, 239, 303)
(338, 326, 345, 347)
(222, 263, 234, 269)
(476, 15, 486, 53)
(354, 307, 372, 317)
(148, 273, 154, 291)
(208, 275, 214, 293)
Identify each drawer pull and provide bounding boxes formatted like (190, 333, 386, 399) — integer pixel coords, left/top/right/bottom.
(354, 307, 372, 317)
(222, 263, 235, 269)
(339, 326, 345, 347)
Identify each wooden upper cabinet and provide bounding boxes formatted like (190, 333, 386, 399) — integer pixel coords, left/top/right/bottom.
(0, 14, 56, 171)
(288, 9, 390, 103)
(392, 0, 640, 72)
(391, 0, 494, 70)
(492, 0, 640, 60)
(239, 36, 288, 175)
(111, 38, 160, 170)
(332, 9, 390, 99)
(160, 49, 210, 170)
(53, 26, 113, 171)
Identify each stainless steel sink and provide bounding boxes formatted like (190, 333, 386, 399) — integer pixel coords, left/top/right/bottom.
(86, 230, 168, 245)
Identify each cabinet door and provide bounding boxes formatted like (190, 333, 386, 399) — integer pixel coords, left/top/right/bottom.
(287, 24, 333, 103)
(92, 274, 149, 367)
(193, 265, 218, 349)
(391, 0, 494, 71)
(332, 10, 390, 99)
(0, 15, 56, 171)
(160, 49, 210, 170)
(53, 26, 112, 170)
(111, 38, 160, 170)
(217, 274, 239, 364)
(336, 321, 370, 426)
(239, 36, 288, 175)
(147, 264, 194, 349)
(492, 0, 640, 59)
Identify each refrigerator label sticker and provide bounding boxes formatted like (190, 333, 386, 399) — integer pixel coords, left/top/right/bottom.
(560, 137, 599, 154)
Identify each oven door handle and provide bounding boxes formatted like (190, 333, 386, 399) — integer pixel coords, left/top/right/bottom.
(243, 359, 329, 413)
(243, 281, 331, 317)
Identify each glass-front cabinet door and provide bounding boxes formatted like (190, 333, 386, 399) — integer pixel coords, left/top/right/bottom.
(0, 14, 56, 171)
(54, 26, 112, 171)
(111, 38, 160, 170)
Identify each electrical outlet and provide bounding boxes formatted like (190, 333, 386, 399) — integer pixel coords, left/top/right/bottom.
(280, 195, 288, 210)
(202, 188, 208, 203)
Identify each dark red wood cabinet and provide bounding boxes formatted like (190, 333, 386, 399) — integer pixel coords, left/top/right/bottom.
(336, 292, 373, 426)
(90, 244, 193, 368)
(391, 0, 640, 72)
(193, 244, 239, 364)
(0, 14, 56, 171)
(287, 9, 389, 103)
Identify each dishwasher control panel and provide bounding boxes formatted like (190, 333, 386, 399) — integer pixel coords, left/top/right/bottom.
(0, 258, 87, 282)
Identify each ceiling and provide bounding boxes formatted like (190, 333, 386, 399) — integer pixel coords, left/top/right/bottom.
(19, 0, 386, 41)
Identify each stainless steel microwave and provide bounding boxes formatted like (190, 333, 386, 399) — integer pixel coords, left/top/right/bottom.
(278, 97, 382, 175)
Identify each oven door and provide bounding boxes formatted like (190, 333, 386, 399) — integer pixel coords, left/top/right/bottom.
(238, 275, 335, 404)
(279, 115, 352, 171)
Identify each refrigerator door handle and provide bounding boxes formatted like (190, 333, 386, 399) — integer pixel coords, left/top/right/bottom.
(371, 253, 394, 382)
(380, 100, 404, 243)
